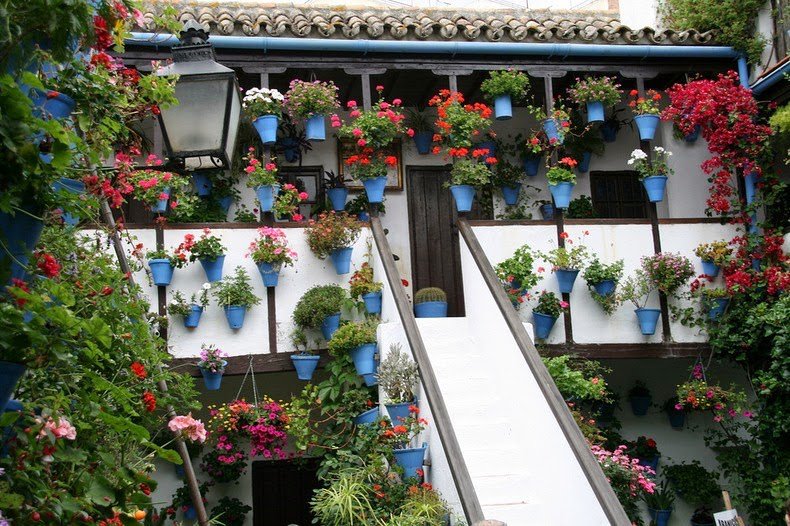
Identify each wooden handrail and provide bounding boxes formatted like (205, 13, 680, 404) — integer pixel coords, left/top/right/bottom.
(457, 218, 632, 526)
(369, 217, 486, 525)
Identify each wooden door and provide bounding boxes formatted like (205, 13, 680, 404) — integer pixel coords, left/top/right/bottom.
(252, 459, 320, 526)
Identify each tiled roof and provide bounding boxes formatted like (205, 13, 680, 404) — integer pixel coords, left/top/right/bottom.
(136, 2, 718, 45)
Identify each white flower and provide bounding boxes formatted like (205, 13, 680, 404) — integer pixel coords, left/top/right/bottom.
(202, 283, 212, 290)
(653, 146, 665, 153)
(627, 159, 634, 165)
(666, 151, 673, 156)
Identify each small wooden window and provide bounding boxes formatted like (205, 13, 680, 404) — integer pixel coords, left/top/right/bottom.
(589, 171, 649, 219)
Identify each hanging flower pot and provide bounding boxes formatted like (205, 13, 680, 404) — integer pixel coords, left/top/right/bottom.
(291, 353, 320, 380)
(586, 101, 605, 123)
(635, 308, 661, 335)
(353, 407, 379, 426)
(183, 506, 197, 521)
(700, 259, 719, 277)
(667, 409, 686, 429)
(199, 255, 225, 283)
(191, 172, 213, 197)
(393, 446, 427, 480)
(634, 114, 660, 141)
(450, 185, 476, 212)
(253, 115, 279, 145)
(648, 508, 671, 526)
(350, 343, 377, 376)
(0, 207, 45, 282)
(548, 182, 575, 209)
(362, 291, 382, 315)
(256, 261, 281, 288)
(52, 177, 85, 227)
(577, 152, 592, 173)
(362, 372, 378, 387)
(362, 176, 387, 204)
(411, 131, 432, 155)
(199, 360, 228, 391)
(218, 196, 233, 215)
(494, 94, 513, 120)
(707, 298, 730, 321)
(629, 394, 652, 416)
(600, 121, 618, 143)
(642, 175, 668, 203)
(358, 211, 370, 222)
(532, 312, 557, 340)
(326, 187, 348, 212)
(329, 247, 354, 275)
(223, 305, 247, 330)
(305, 114, 326, 141)
(639, 455, 660, 473)
(30, 90, 75, 120)
(555, 269, 579, 294)
(183, 305, 204, 328)
(501, 183, 521, 206)
(151, 186, 171, 214)
(540, 203, 554, 220)
(280, 137, 300, 162)
(414, 302, 447, 318)
(684, 125, 701, 143)
(0, 362, 26, 413)
(148, 259, 174, 287)
(522, 155, 542, 177)
(320, 313, 341, 340)
(386, 401, 416, 426)
(592, 280, 616, 297)
(255, 184, 281, 213)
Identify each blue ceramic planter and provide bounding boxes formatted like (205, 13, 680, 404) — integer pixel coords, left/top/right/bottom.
(634, 114, 660, 141)
(586, 101, 605, 123)
(253, 115, 279, 145)
(31, 90, 75, 120)
(393, 446, 427, 480)
(191, 172, 213, 197)
(183, 506, 197, 521)
(350, 343, 377, 376)
(532, 312, 557, 340)
(478, 140, 496, 159)
(363, 373, 378, 387)
(555, 269, 579, 294)
(708, 297, 730, 320)
(630, 395, 652, 416)
(174, 463, 185, 478)
(148, 259, 174, 286)
(151, 186, 171, 214)
(327, 187, 348, 211)
(642, 175, 668, 202)
(501, 183, 521, 206)
(199, 255, 225, 282)
(577, 151, 592, 173)
(223, 306, 247, 330)
(701, 259, 719, 277)
(542, 118, 565, 145)
(414, 301, 447, 318)
(281, 137, 300, 162)
(635, 307, 661, 335)
(183, 305, 203, 328)
(494, 94, 512, 120)
(2, 399, 23, 457)
(684, 125, 701, 142)
(639, 455, 660, 473)
(548, 182, 575, 209)
(386, 401, 415, 425)
(354, 407, 379, 426)
(523, 155, 542, 177)
(450, 185, 475, 212)
(358, 211, 370, 222)
(648, 508, 671, 526)
(363, 176, 387, 204)
(0, 207, 44, 282)
(0, 362, 26, 413)
(52, 177, 85, 226)
(200, 360, 227, 391)
(257, 261, 281, 288)
(291, 354, 320, 380)
(218, 196, 233, 215)
(321, 313, 341, 341)
(540, 203, 554, 220)
(413, 131, 433, 154)
(362, 291, 382, 315)
(305, 114, 326, 141)
(330, 246, 354, 274)
(256, 184, 280, 213)
(592, 280, 616, 297)
(667, 409, 686, 429)
(600, 121, 618, 143)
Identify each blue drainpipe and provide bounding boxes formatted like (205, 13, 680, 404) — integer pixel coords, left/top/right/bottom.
(736, 56, 760, 234)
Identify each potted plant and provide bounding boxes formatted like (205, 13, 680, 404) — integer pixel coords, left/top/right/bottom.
(273, 183, 307, 222)
(641, 252, 695, 296)
(518, 131, 547, 177)
(627, 435, 661, 472)
(243, 147, 280, 212)
(284, 79, 340, 141)
(184, 229, 227, 283)
(564, 122, 605, 174)
(404, 109, 435, 154)
(323, 170, 348, 212)
(127, 168, 188, 214)
(528, 105, 571, 146)
(567, 76, 622, 123)
(276, 115, 313, 163)
(293, 284, 348, 340)
(145, 246, 187, 287)
(210, 496, 252, 526)
(627, 146, 673, 202)
(414, 287, 447, 318)
(480, 69, 530, 120)
(628, 89, 662, 141)
(535, 199, 554, 220)
(583, 257, 624, 298)
(491, 160, 524, 206)
(694, 240, 731, 277)
(531, 290, 568, 340)
(546, 157, 578, 209)
(540, 231, 591, 294)
(700, 287, 731, 321)
(349, 262, 383, 315)
(495, 244, 539, 307)
(212, 266, 261, 330)
(690, 507, 716, 526)
(617, 269, 660, 335)
(305, 212, 362, 275)
(600, 109, 628, 143)
(380, 404, 428, 479)
(377, 343, 419, 424)
(168, 286, 211, 329)
(243, 87, 284, 145)
(675, 378, 748, 420)
(289, 328, 320, 381)
(446, 158, 491, 212)
(628, 381, 653, 416)
(196, 344, 228, 391)
(664, 461, 721, 524)
(643, 479, 675, 526)
(247, 226, 297, 288)
(663, 396, 686, 429)
(345, 192, 384, 222)
(428, 90, 492, 149)
(566, 195, 597, 219)
(327, 320, 379, 385)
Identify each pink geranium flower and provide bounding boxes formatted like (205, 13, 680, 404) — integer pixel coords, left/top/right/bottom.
(168, 414, 207, 443)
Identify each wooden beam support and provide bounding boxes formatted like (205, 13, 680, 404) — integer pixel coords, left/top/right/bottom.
(543, 343, 711, 359)
(170, 350, 331, 376)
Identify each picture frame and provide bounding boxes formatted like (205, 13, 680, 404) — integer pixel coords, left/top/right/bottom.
(279, 166, 323, 219)
(336, 138, 404, 191)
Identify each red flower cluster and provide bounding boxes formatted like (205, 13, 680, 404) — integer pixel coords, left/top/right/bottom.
(35, 252, 61, 278)
(142, 391, 157, 412)
(93, 16, 114, 51)
(130, 362, 147, 380)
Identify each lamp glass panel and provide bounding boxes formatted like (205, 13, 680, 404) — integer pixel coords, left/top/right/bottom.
(160, 77, 228, 154)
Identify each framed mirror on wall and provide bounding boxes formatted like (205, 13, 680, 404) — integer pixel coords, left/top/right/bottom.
(336, 138, 404, 191)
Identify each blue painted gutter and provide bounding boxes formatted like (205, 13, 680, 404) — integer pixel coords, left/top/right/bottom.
(750, 59, 790, 96)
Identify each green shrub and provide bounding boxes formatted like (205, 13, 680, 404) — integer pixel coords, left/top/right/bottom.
(664, 461, 722, 507)
(480, 69, 531, 100)
(212, 266, 260, 308)
(414, 288, 446, 304)
(328, 321, 378, 355)
(293, 284, 347, 329)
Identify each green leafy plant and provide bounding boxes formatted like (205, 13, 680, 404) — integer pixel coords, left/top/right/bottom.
(310, 467, 377, 525)
(429, 90, 492, 149)
(643, 479, 675, 511)
(305, 212, 362, 259)
(566, 195, 597, 219)
(541, 231, 591, 271)
(284, 79, 340, 118)
(127, 168, 189, 210)
(495, 244, 539, 292)
(247, 226, 297, 267)
(532, 290, 567, 318)
(293, 285, 347, 330)
(243, 148, 279, 187)
(663, 461, 722, 508)
(413, 287, 446, 304)
(491, 160, 524, 187)
(212, 266, 261, 308)
(542, 355, 608, 401)
(328, 320, 378, 355)
(567, 76, 623, 107)
(234, 204, 258, 223)
(349, 262, 383, 298)
(448, 158, 491, 187)
(144, 246, 189, 269)
(242, 87, 284, 118)
(480, 69, 531, 100)
(546, 157, 578, 185)
(628, 146, 674, 180)
(694, 240, 732, 265)
(642, 252, 694, 295)
(628, 380, 651, 398)
(626, 435, 660, 460)
(404, 109, 433, 133)
(583, 258, 624, 285)
(617, 269, 655, 309)
(377, 344, 418, 404)
(628, 89, 663, 115)
(185, 229, 226, 262)
(167, 286, 211, 317)
(210, 496, 252, 526)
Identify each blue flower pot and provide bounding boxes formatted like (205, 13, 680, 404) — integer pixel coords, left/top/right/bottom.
(148, 259, 174, 286)
(52, 177, 85, 226)
(592, 280, 616, 296)
(600, 121, 618, 143)
(577, 151, 592, 173)
(183, 305, 203, 328)
(413, 131, 433, 154)
(532, 312, 557, 340)
(642, 175, 668, 203)
(684, 125, 701, 142)
(223, 305, 247, 330)
(745, 171, 759, 203)
(291, 354, 320, 380)
(414, 301, 447, 318)
(450, 185, 475, 212)
(629, 395, 652, 416)
(174, 463, 185, 478)
(350, 343, 377, 376)
(478, 140, 496, 160)
(708, 297, 730, 320)
(542, 118, 565, 145)
(635, 308, 661, 335)
(183, 506, 197, 521)
(0, 362, 26, 413)
(218, 196, 233, 215)
(362, 291, 382, 315)
(253, 114, 279, 145)
(199, 255, 225, 282)
(2, 399, 22, 457)
(30, 90, 75, 119)
(667, 409, 686, 429)
(393, 446, 427, 479)
(555, 269, 579, 294)
(257, 261, 281, 288)
(363, 176, 387, 204)
(701, 260, 720, 277)
(200, 360, 227, 391)
(191, 172, 213, 197)
(151, 186, 171, 214)
(256, 184, 281, 213)
(0, 207, 44, 282)
(586, 100, 605, 123)
(330, 247, 354, 275)
(386, 401, 415, 425)
(494, 94, 512, 120)
(548, 182, 575, 209)
(358, 211, 370, 222)
(321, 313, 341, 340)
(648, 508, 671, 526)
(639, 455, 660, 473)
(634, 114, 660, 141)
(281, 137, 300, 162)
(363, 373, 378, 387)
(327, 187, 348, 211)
(501, 183, 521, 206)
(540, 203, 554, 220)
(353, 407, 379, 426)
(305, 114, 326, 141)
(523, 155, 542, 177)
